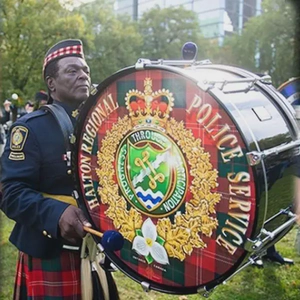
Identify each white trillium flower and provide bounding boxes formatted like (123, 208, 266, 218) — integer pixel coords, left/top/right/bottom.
(132, 218, 169, 265)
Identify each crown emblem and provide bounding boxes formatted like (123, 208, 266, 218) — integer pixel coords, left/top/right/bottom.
(125, 78, 174, 128)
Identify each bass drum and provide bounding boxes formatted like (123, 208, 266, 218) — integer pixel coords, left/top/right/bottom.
(72, 62, 298, 295)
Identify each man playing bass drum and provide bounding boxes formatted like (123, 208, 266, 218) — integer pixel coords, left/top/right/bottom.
(0, 39, 118, 300)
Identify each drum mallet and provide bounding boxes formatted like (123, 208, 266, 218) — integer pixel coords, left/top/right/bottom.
(83, 227, 124, 251)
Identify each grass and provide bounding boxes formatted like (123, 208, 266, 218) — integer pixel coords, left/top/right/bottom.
(1, 212, 300, 300)
(0, 213, 19, 300)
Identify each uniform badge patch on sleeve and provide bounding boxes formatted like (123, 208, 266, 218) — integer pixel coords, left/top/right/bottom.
(10, 126, 28, 152)
(9, 152, 25, 160)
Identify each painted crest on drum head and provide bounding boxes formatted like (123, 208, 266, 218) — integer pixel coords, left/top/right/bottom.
(76, 68, 256, 292)
(117, 130, 187, 216)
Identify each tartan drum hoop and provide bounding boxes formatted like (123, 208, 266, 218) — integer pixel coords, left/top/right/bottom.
(72, 61, 299, 295)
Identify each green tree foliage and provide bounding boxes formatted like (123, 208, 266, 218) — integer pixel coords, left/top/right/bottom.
(138, 6, 209, 60)
(1, 0, 297, 103)
(76, 0, 143, 84)
(211, 0, 296, 87)
(0, 0, 88, 103)
(289, 0, 300, 75)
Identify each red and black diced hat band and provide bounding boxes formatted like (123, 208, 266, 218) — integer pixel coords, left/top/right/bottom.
(43, 39, 84, 77)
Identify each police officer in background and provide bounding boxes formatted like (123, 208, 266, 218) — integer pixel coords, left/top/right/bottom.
(34, 90, 48, 109)
(18, 100, 35, 118)
(0, 39, 115, 299)
(0, 100, 11, 158)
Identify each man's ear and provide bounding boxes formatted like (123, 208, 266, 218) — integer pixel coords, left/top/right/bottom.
(46, 76, 55, 92)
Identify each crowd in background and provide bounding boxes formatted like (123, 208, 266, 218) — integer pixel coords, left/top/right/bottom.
(0, 91, 48, 158)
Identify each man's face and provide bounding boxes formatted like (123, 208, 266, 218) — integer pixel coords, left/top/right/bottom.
(50, 56, 91, 105)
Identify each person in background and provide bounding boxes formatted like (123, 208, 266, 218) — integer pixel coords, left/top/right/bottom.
(18, 101, 35, 118)
(2, 100, 12, 120)
(0, 100, 12, 158)
(253, 244, 294, 267)
(264, 245, 294, 265)
(34, 90, 48, 109)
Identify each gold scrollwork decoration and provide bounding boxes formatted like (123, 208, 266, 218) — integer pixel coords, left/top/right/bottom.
(96, 115, 221, 261)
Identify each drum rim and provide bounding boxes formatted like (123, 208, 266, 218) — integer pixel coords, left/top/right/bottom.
(72, 64, 274, 294)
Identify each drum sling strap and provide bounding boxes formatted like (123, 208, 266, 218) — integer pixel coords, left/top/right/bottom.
(41, 104, 119, 300)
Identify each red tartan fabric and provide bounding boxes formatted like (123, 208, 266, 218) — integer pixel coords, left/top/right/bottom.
(43, 45, 83, 70)
(14, 250, 81, 300)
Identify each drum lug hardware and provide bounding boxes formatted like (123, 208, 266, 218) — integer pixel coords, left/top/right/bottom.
(90, 84, 98, 96)
(203, 291, 211, 298)
(96, 242, 105, 253)
(246, 151, 262, 166)
(244, 238, 263, 252)
(65, 150, 72, 167)
(197, 81, 211, 92)
(72, 190, 79, 200)
(260, 228, 275, 239)
(107, 262, 118, 272)
(259, 75, 272, 84)
(135, 58, 152, 70)
(69, 134, 76, 144)
(141, 281, 150, 292)
(199, 286, 214, 298)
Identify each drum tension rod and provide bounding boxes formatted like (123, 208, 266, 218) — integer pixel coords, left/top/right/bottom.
(220, 253, 268, 288)
(204, 77, 257, 90)
(246, 139, 300, 166)
(260, 211, 295, 241)
(201, 75, 272, 93)
(200, 252, 270, 297)
(264, 207, 293, 225)
(244, 212, 297, 252)
(134, 58, 211, 70)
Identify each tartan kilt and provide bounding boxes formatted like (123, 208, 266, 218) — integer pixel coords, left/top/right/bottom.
(14, 250, 81, 300)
